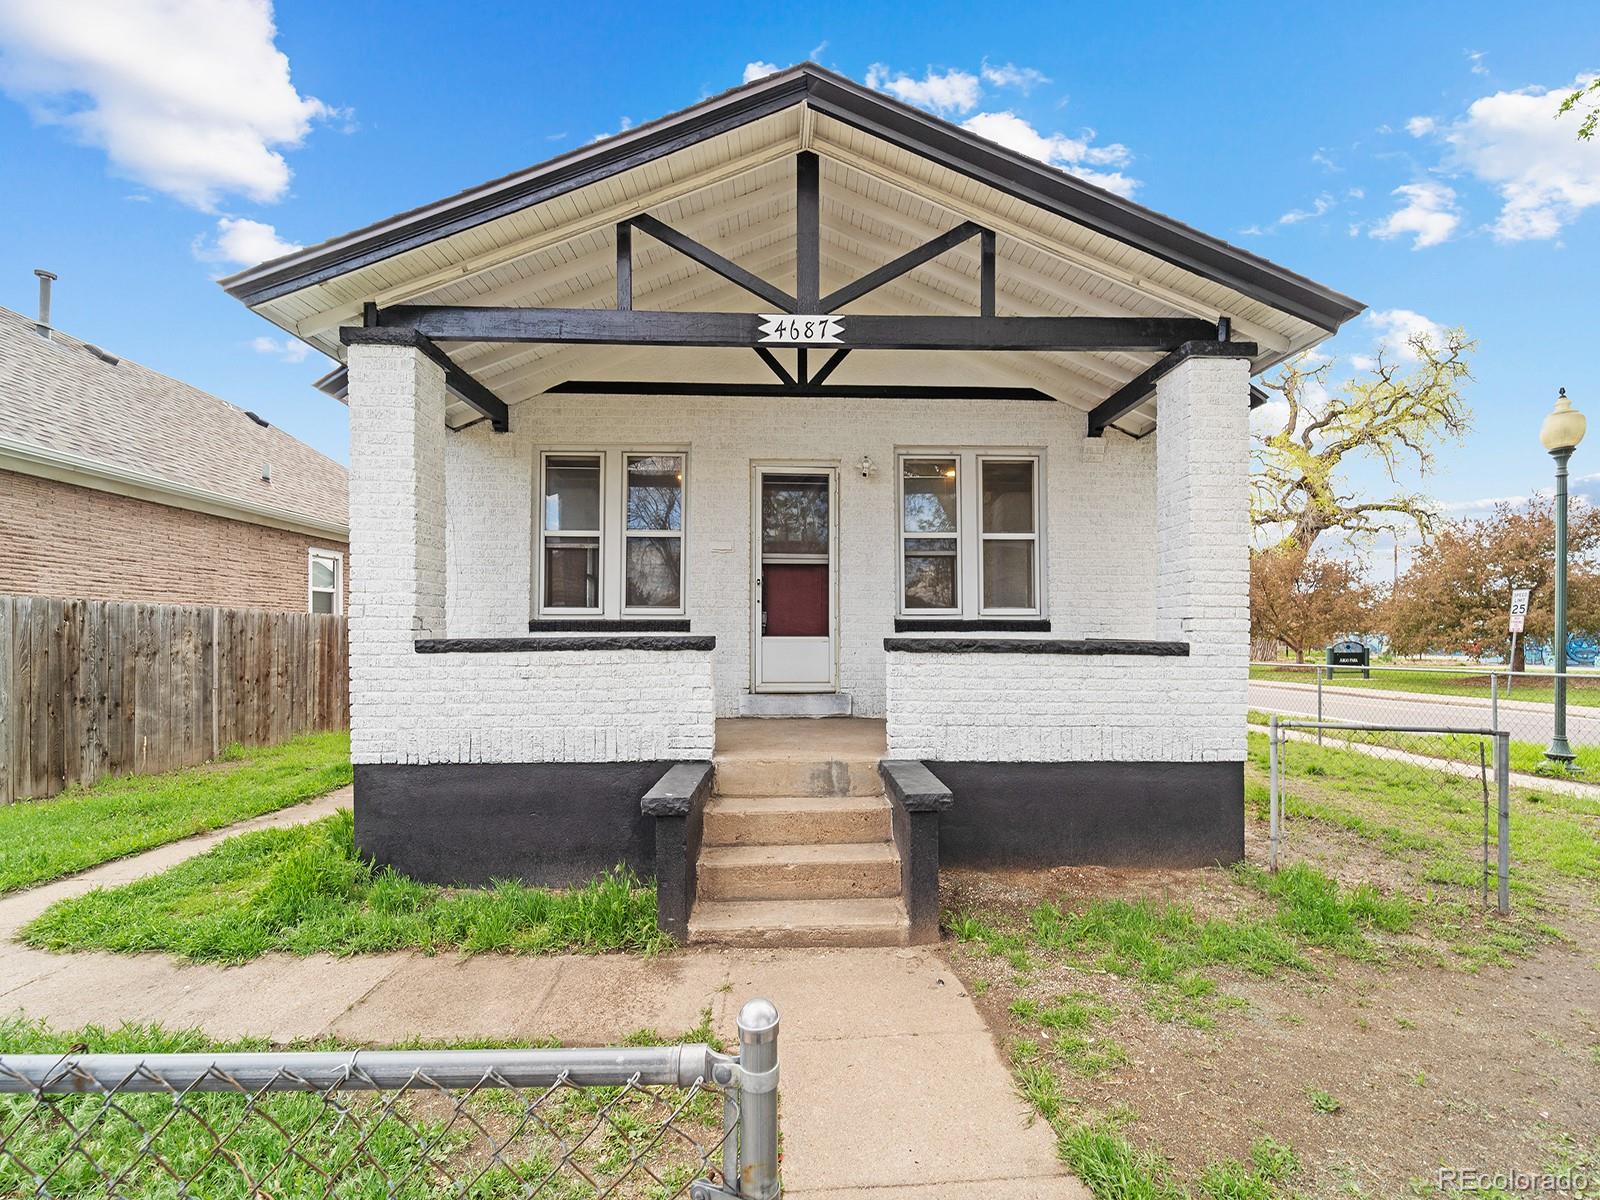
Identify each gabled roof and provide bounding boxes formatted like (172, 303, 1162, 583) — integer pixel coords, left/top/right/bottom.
(0, 306, 347, 538)
(222, 63, 1364, 434)
(222, 64, 1360, 330)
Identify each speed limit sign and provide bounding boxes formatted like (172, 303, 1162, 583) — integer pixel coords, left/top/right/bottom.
(1508, 588, 1531, 633)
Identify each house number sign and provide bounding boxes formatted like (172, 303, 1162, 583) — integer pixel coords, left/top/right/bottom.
(757, 314, 845, 344)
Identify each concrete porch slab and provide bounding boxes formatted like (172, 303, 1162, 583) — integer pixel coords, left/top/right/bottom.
(714, 717, 886, 761)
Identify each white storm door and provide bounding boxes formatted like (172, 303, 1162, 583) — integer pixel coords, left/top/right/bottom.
(752, 467, 838, 692)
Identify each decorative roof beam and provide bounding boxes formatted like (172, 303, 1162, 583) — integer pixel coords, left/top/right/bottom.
(628, 213, 795, 311)
(1085, 336, 1258, 438)
(371, 305, 1219, 352)
(344, 319, 510, 432)
(546, 380, 1053, 402)
(821, 220, 985, 313)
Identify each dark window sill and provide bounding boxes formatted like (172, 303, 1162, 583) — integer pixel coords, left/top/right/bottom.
(529, 617, 691, 633)
(893, 617, 1050, 633)
(417, 636, 715, 653)
(883, 637, 1188, 656)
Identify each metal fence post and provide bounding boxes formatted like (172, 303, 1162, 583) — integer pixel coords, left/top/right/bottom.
(1495, 731, 1510, 916)
(736, 999, 780, 1199)
(1268, 714, 1280, 874)
(1490, 671, 1498, 734)
(1315, 666, 1324, 746)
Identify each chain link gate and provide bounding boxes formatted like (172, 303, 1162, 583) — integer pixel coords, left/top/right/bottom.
(1267, 716, 1512, 915)
(0, 999, 782, 1199)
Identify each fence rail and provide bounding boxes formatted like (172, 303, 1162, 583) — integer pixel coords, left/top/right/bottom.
(0, 1000, 781, 1200)
(0, 595, 348, 804)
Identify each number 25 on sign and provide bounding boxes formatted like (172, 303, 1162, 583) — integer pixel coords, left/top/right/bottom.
(757, 314, 845, 344)
(1508, 587, 1531, 634)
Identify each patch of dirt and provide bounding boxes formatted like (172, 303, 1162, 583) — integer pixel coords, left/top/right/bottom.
(939, 805, 1600, 1198)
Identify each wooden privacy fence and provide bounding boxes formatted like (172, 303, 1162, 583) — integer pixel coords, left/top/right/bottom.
(0, 595, 348, 803)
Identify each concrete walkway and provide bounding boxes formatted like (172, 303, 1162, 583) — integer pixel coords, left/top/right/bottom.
(0, 792, 1085, 1199)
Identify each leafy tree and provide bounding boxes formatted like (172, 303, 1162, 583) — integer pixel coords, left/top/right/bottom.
(1250, 546, 1376, 663)
(1385, 498, 1600, 668)
(1253, 329, 1474, 556)
(1559, 78, 1599, 140)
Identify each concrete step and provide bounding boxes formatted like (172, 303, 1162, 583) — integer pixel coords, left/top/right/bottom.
(736, 693, 853, 718)
(712, 757, 881, 798)
(696, 842, 901, 901)
(702, 795, 893, 846)
(688, 897, 911, 947)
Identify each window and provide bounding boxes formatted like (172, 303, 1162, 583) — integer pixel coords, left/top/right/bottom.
(898, 452, 1041, 617)
(537, 450, 687, 617)
(308, 549, 341, 614)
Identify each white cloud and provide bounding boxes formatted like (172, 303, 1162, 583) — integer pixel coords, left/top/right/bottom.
(960, 110, 1137, 196)
(742, 60, 780, 83)
(1405, 115, 1437, 137)
(1369, 181, 1462, 249)
(808, 40, 828, 60)
(0, 0, 331, 210)
(864, 63, 981, 114)
(1349, 308, 1449, 370)
(1436, 80, 1600, 241)
(980, 60, 1049, 92)
(1466, 49, 1488, 77)
(1279, 193, 1335, 225)
(589, 115, 633, 143)
(194, 216, 301, 266)
(250, 334, 309, 363)
(1440, 494, 1527, 512)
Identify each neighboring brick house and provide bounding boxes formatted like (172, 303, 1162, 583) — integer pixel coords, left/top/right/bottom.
(223, 65, 1362, 945)
(0, 298, 348, 613)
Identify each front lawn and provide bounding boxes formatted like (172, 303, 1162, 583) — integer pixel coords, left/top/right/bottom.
(945, 732, 1600, 1199)
(0, 732, 352, 895)
(21, 809, 664, 962)
(0, 1012, 724, 1199)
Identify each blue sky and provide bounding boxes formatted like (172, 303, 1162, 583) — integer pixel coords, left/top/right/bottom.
(0, 0, 1595, 564)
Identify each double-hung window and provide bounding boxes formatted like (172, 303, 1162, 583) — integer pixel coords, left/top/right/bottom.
(308, 549, 341, 614)
(898, 451, 1042, 618)
(538, 450, 686, 618)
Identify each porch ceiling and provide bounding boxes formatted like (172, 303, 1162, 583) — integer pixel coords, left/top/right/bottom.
(229, 65, 1363, 437)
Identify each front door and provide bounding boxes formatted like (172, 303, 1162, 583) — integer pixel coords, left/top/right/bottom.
(752, 466, 838, 692)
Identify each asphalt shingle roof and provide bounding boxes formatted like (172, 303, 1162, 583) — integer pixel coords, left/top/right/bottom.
(0, 305, 346, 532)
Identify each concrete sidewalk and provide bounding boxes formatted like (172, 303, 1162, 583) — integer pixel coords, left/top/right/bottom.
(0, 794, 1085, 1198)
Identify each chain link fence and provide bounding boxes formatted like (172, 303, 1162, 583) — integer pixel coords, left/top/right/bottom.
(0, 1001, 781, 1200)
(1250, 661, 1600, 779)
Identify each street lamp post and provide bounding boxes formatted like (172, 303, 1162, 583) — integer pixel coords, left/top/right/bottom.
(1540, 388, 1585, 765)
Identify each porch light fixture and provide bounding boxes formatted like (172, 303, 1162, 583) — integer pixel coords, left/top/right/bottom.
(858, 455, 877, 479)
(1540, 387, 1584, 765)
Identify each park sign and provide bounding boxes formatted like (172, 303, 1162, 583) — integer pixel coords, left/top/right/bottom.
(1508, 588, 1531, 634)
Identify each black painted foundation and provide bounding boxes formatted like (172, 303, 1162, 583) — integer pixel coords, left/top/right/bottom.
(925, 760, 1244, 868)
(353, 761, 675, 887)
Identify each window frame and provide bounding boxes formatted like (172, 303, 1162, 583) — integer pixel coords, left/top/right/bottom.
(307, 548, 342, 615)
(896, 455, 962, 616)
(976, 454, 1042, 616)
(538, 452, 606, 616)
(535, 447, 689, 620)
(895, 449, 1044, 619)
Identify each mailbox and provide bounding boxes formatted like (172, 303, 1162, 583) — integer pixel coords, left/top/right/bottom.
(1326, 639, 1370, 679)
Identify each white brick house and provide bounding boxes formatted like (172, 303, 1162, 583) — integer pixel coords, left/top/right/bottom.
(224, 65, 1361, 937)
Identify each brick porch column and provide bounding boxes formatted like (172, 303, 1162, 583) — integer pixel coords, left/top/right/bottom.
(345, 341, 447, 764)
(1154, 352, 1252, 757)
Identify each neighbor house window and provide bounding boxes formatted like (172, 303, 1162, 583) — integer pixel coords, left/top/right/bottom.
(537, 450, 687, 617)
(897, 451, 1042, 617)
(308, 549, 342, 614)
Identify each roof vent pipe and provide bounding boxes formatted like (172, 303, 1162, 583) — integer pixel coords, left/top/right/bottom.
(33, 269, 56, 338)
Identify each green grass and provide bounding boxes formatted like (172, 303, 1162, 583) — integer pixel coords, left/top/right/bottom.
(1057, 1119, 1301, 1200)
(0, 1014, 720, 1200)
(1250, 662, 1600, 708)
(1247, 709, 1600, 778)
(0, 732, 352, 895)
(1246, 732, 1600, 891)
(20, 809, 664, 963)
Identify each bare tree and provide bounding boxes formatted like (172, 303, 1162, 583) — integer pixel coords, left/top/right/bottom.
(1253, 328, 1475, 556)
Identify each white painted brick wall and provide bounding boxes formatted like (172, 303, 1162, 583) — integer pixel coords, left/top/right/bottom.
(347, 344, 714, 765)
(441, 391, 1159, 718)
(886, 355, 1251, 761)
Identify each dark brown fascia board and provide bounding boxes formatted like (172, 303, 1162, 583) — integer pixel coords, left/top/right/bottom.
(218, 65, 1365, 333)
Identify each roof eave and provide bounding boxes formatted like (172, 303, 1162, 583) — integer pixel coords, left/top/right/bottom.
(220, 63, 1364, 333)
